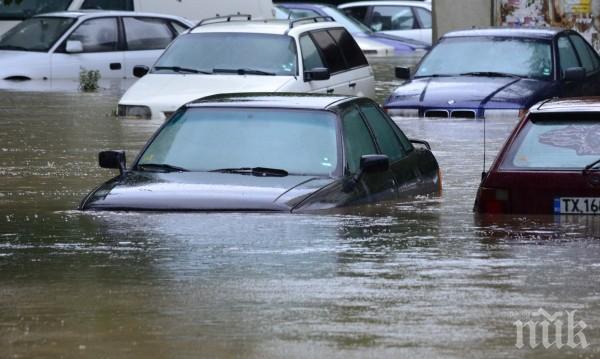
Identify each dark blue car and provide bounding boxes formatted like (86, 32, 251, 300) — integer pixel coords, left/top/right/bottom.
(275, 3, 430, 55)
(384, 28, 600, 119)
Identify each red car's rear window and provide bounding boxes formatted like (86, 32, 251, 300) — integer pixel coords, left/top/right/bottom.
(500, 113, 600, 170)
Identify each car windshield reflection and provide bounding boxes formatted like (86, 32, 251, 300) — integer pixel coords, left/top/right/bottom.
(0, 16, 75, 52)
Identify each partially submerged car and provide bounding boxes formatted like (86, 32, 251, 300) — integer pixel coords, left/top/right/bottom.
(475, 98, 600, 215)
(0, 11, 192, 82)
(118, 16, 375, 120)
(384, 28, 600, 119)
(81, 94, 441, 212)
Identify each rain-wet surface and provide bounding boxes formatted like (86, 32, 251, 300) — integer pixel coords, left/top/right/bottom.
(2, 60, 600, 358)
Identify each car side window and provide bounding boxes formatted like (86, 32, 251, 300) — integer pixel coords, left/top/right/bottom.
(67, 17, 119, 53)
(342, 107, 378, 174)
(81, 0, 134, 10)
(342, 6, 368, 22)
(299, 34, 325, 71)
(371, 6, 415, 31)
(414, 7, 432, 29)
(124, 17, 176, 51)
(310, 30, 346, 73)
(359, 103, 406, 162)
(170, 21, 189, 35)
(558, 36, 580, 74)
(287, 8, 320, 19)
(327, 28, 368, 69)
(569, 34, 598, 73)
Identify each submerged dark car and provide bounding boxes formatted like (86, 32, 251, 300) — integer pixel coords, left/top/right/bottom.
(80, 94, 441, 212)
(384, 28, 600, 119)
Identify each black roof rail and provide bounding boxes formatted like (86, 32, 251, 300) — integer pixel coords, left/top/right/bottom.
(193, 13, 252, 30)
(288, 16, 335, 29)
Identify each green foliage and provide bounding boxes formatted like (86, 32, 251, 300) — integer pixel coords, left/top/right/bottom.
(79, 68, 101, 92)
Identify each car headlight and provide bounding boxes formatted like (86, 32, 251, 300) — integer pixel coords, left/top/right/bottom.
(117, 105, 151, 119)
(484, 109, 526, 121)
(386, 108, 419, 118)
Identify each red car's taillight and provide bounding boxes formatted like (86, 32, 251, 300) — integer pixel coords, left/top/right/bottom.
(476, 187, 510, 214)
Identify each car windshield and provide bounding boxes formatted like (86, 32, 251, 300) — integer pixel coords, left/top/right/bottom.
(415, 37, 553, 79)
(152, 33, 298, 76)
(501, 117, 600, 170)
(320, 6, 372, 34)
(0, 0, 72, 20)
(137, 108, 339, 176)
(0, 16, 75, 52)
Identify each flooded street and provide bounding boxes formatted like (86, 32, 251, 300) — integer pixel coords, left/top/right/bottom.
(2, 63, 600, 359)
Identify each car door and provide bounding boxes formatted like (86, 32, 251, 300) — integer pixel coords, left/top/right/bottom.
(122, 16, 184, 78)
(298, 33, 330, 93)
(341, 105, 397, 204)
(357, 101, 424, 198)
(413, 6, 432, 44)
(557, 35, 584, 97)
(568, 33, 600, 96)
(51, 17, 125, 79)
(306, 29, 351, 95)
(369, 5, 423, 43)
(327, 28, 374, 98)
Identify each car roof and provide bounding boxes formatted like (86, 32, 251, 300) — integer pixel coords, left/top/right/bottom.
(35, 10, 189, 22)
(444, 27, 564, 40)
(189, 18, 342, 35)
(531, 97, 600, 113)
(339, 1, 431, 9)
(187, 93, 356, 110)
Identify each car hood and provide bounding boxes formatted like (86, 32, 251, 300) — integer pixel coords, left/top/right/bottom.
(80, 171, 336, 212)
(119, 74, 296, 110)
(385, 76, 556, 110)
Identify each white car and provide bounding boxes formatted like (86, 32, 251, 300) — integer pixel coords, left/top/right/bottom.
(0, 11, 192, 83)
(339, 1, 432, 45)
(118, 16, 376, 120)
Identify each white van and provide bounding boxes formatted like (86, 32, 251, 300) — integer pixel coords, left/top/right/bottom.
(0, 0, 274, 35)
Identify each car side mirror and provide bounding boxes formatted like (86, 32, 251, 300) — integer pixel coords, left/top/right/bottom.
(304, 67, 330, 82)
(65, 40, 83, 53)
(343, 154, 390, 192)
(563, 67, 586, 82)
(133, 65, 149, 78)
(99, 150, 127, 175)
(395, 66, 410, 80)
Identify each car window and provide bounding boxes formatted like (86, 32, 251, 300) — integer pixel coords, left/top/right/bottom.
(67, 17, 119, 53)
(170, 21, 188, 34)
(81, 0, 134, 10)
(558, 36, 580, 74)
(501, 117, 600, 170)
(327, 28, 368, 69)
(124, 17, 175, 51)
(138, 108, 339, 177)
(342, 107, 378, 173)
(0, 16, 75, 52)
(360, 103, 406, 161)
(286, 8, 320, 19)
(569, 34, 598, 73)
(371, 6, 415, 31)
(310, 30, 346, 73)
(300, 34, 325, 70)
(414, 7, 432, 29)
(341, 6, 368, 22)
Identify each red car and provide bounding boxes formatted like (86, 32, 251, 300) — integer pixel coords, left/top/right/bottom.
(475, 98, 600, 215)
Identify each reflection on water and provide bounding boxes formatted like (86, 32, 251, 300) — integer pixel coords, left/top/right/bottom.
(1, 60, 600, 359)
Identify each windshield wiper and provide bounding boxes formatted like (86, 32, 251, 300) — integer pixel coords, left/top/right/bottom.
(137, 163, 189, 172)
(460, 71, 523, 78)
(584, 159, 600, 173)
(153, 66, 212, 74)
(212, 68, 277, 76)
(413, 74, 454, 78)
(210, 167, 288, 177)
(0, 45, 30, 51)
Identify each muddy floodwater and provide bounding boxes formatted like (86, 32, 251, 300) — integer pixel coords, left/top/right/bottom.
(2, 61, 600, 359)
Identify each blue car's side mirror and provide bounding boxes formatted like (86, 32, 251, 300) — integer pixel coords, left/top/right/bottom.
(343, 154, 390, 192)
(99, 150, 127, 175)
(563, 67, 586, 82)
(395, 66, 411, 80)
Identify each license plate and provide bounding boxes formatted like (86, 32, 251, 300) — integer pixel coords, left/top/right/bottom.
(554, 198, 600, 215)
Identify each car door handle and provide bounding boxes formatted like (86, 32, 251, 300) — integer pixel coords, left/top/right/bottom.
(349, 82, 356, 88)
(326, 88, 334, 94)
(110, 63, 122, 70)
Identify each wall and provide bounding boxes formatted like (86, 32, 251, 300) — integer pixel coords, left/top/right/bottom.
(432, 0, 493, 41)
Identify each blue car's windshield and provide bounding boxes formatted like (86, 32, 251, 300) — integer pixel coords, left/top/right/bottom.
(138, 108, 339, 177)
(415, 37, 553, 79)
(0, 0, 72, 20)
(0, 16, 75, 52)
(153, 33, 298, 76)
